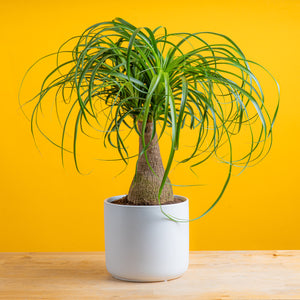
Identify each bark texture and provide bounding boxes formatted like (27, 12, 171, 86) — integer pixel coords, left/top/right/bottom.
(127, 121, 173, 205)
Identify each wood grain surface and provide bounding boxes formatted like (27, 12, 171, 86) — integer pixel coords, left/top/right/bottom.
(0, 251, 299, 299)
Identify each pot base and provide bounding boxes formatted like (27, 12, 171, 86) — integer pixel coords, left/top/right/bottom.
(111, 273, 185, 283)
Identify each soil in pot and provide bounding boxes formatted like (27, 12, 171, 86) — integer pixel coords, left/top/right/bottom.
(112, 195, 185, 205)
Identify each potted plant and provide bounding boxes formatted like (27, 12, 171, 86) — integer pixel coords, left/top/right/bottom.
(20, 18, 279, 282)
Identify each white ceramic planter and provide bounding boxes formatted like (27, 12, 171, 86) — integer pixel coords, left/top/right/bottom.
(104, 195, 189, 282)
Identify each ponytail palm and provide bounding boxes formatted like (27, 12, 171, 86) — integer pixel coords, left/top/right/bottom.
(20, 18, 279, 215)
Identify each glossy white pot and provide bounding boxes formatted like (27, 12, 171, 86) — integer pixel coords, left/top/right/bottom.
(104, 195, 189, 282)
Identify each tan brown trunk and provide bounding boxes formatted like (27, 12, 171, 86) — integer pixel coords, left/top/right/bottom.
(127, 121, 173, 205)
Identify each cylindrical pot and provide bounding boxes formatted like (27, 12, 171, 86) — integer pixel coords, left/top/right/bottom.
(104, 195, 189, 282)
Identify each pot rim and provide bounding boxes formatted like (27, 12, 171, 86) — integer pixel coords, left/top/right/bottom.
(104, 194, 188, 208)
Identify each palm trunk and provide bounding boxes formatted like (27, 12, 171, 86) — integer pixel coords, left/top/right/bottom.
(127, 121, 173, 205)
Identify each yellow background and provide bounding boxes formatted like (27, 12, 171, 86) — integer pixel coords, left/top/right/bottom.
(0, 0, 299, 251)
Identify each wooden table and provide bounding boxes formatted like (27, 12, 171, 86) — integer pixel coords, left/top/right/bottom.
(0, 251, 299, 299)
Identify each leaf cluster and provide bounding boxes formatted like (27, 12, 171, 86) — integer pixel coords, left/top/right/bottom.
(20, 18, 279, 220)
